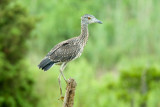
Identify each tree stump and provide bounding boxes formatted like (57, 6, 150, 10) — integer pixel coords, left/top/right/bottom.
(63, 78, 77, 107)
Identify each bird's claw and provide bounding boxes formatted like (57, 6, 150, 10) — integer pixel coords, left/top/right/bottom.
(58, 96, 64, 101)
(65, 79, 69, 84)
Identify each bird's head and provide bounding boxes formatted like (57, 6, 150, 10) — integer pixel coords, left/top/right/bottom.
(81, 14, 102, 25)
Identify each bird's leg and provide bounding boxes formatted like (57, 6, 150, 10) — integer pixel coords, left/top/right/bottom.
(58, 74, 64, 101)
(58, 63, 67, 101)
(58, 74, 63, 96)
(60, 62, 68, 83)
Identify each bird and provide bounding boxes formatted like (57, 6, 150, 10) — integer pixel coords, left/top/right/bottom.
(38, 14, 102, 97)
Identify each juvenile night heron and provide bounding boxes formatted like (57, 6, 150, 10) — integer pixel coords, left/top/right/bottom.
(38, 14, 102, 97)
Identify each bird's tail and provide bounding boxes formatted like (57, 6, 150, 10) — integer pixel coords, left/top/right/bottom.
(38, 57, 54, 71)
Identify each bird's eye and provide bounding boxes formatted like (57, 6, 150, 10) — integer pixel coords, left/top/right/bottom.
(88, 17, 91, 20)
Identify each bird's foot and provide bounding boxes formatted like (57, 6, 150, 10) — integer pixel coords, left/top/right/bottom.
(58, 96, 64, 101)
(65, 79, 69, 84)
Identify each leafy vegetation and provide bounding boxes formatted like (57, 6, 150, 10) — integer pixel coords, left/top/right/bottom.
(0, 0, 38, 106)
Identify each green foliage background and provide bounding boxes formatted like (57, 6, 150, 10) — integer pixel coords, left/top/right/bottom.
(0, 0, 160, 107)
(0, 0, 38, 106)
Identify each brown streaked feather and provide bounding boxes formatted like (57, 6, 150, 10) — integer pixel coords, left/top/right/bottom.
(46, 37, 77, 56)
(46, 37, 81, 63)
(50, 42, 81, 62)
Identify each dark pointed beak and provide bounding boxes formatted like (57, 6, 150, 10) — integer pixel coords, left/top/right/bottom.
(96, 19, 103, 24)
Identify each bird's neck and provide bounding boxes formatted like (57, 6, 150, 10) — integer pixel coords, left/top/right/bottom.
(79, 23, 89, 44)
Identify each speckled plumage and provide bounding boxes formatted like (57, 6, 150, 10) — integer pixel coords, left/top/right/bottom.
(38, 14, 102, 97)
(42, 22, 88, 66)
(38, 14, 102, 71)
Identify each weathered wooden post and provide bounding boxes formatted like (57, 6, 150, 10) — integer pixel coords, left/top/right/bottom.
(63, 78, 77, 107)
